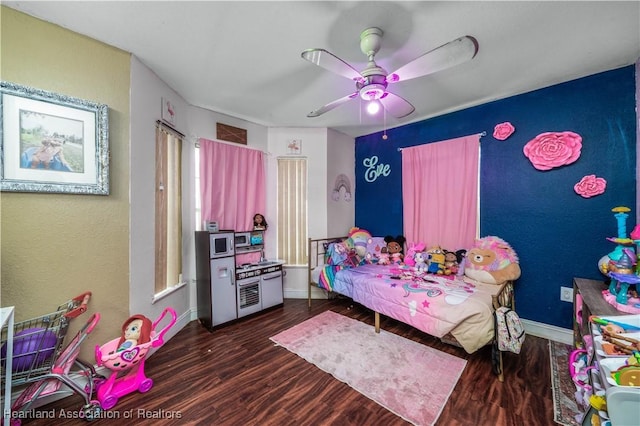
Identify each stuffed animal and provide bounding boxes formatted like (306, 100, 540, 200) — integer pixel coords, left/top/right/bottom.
(117, 314, 153, 352)
(377, 252, 390, 265)
(426, 246, 446, 274)
(404, 242, 426, 267)
(383, 235, 406, 264)
(414, 251, 429, 272)
(347, 227, 372, 258)
(460, 236, 521, 284)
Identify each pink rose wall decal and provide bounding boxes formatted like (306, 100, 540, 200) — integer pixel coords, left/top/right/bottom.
(574, 174, 607, 198)
(493, 122, 515, 140)
(523, 131, 582, 170)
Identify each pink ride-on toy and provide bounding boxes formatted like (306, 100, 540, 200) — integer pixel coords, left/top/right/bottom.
(94, 307, 177, 410)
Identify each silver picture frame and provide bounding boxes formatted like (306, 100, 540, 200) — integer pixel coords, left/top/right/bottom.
(0, 81, 109, 195)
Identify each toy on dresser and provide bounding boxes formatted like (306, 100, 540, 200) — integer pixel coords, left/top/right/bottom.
(590, 316, 640, 387)
(585, 314, 640, 426)
(598, 206, 640, 314)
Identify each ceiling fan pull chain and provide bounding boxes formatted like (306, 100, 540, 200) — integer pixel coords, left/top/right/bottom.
(383, 107, 388, 140)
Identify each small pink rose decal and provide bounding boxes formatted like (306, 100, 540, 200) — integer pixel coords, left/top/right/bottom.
(574, 174, 606, 198)
(493, 122, 515, 140)
(523, 131, 582, 170)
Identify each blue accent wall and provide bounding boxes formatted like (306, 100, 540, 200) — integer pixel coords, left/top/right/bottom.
(355, 65, 636, 328)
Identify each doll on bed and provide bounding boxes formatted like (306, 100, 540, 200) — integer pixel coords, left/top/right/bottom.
(117, 314, 153, 351)
(384, 235, 406, 264)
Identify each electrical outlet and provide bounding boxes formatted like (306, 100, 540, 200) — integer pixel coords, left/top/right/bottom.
(560, 286, 574, 302)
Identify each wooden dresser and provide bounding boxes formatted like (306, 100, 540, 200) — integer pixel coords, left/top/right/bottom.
(572, 277, 622, 348)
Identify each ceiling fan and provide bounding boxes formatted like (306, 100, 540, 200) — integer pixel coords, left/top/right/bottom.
(301, 28, 478, 119)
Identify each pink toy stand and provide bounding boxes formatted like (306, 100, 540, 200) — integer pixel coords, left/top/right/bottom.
(94, 307, 177, 410)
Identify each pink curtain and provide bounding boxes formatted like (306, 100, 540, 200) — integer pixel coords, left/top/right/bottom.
(401, 134, 480, 251)
(199, 139, 266, 232)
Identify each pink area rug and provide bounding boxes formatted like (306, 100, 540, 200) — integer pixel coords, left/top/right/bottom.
(270, 310, 466, 426)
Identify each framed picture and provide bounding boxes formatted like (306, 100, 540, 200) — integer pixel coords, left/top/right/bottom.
(0, 81, 109, 195)
(161, 97, 175, 125)
(287, 139, 302, 155)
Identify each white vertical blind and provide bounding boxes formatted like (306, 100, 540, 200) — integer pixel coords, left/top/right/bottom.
(277, 157, 307, 265)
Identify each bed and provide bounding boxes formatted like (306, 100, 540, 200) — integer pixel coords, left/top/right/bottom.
(307, 236, 515, 382)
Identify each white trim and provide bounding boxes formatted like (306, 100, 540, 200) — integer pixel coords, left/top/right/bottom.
(286, 288, 328, 300)
(522, 318, 573, 345)
(152, 281, 187, 304)
(189, 306, 199, 322)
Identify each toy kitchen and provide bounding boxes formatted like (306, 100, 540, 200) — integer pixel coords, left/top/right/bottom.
(195, 227, 284, 330)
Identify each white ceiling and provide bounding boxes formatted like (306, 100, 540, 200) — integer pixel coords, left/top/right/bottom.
(5, 1, 640, 138)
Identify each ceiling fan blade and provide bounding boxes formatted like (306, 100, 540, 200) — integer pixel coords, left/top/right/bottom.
(386, 36, 479, 84)
(379, 92, 415, 118)
(307, 92, 359, 117)
(301, 49, 363, 82)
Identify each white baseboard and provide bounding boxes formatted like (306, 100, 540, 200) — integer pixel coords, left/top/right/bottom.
(522, 318, 573, 345)
(284, 288, 327, 300)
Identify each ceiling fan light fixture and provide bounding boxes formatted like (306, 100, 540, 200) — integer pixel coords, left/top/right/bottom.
(366, 101, 380, 115)
(359, 83, 386, 100)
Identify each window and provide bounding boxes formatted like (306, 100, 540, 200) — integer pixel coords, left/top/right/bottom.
(194, 145, 201, 229)
(277, 157, 307, 265)
(155, 123, 183, 294)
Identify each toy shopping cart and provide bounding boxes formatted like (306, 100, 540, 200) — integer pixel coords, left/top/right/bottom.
(6, 313, 103, 425)
(95, 307, 177, 410)
(1, 292, 92, 387)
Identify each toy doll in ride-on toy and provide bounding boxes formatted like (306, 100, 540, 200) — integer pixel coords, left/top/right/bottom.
(117, 314, 152, 352)
(384, 235, 406, 264)
(459, 236, 521, 284)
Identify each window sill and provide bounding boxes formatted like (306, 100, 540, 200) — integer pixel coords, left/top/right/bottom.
(152, 281, 187, 304)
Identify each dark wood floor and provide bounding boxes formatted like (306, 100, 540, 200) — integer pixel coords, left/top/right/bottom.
(16, 298, 555, 425)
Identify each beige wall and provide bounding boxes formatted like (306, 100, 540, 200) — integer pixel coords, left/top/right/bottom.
(0, 7, 130, 359)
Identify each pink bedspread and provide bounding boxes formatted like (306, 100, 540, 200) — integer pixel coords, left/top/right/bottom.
(334, 264, 502, 353)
